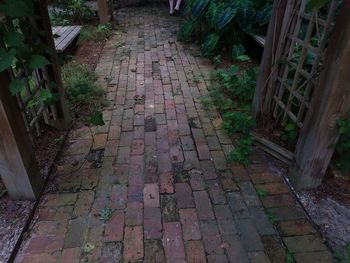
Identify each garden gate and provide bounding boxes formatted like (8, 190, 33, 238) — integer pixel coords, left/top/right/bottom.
(253, 0, 350, 189)
(0, 0, 71, 199)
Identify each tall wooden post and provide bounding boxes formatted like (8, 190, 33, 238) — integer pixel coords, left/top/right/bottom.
(98, 0, 112, 24)
(37, 0, 71, 129)
(252, 0, 288, 119)
(289, 1, 350, 189)
(0, 71, 43, 200)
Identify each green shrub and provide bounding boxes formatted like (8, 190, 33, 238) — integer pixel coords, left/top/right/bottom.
(61, 62, 104, 119)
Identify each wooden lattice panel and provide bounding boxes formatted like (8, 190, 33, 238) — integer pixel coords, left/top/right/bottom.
(266, 0, 339, 128)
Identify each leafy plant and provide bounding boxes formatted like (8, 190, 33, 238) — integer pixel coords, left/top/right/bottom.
(227, 134, 254, 165)
(79, 24, 112, 43)
(286, 251, 295, 263)
(61, 62, 104, 120)
(50, 0, 94, 24)
(334, 113, 350, 173)
(178, 0, 274, 55)
(281, 122, 298, 146)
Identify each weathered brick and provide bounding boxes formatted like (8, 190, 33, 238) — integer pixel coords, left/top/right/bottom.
(175, 183, 195, 208)
(235, 218, 264, 252)
(144, 183, 160, 207)
(25, 236, 64, 254)
(278, 219, 316, 236)
(200, 160, 218, 180)
(125, 201, 143, 226)
(123, 226, 144, 261)
(163, 222, 186, 260)
(131, 139, 145, 155)
(179, 208, 201, 240)
(283, 235, 328, 253)
(207, 180, 226, 205)
(261, 194, 295, 208)
(185, 241, 207, 263)
(256, 183, 290, 195)
(193, 191, 215, 220)
(101, 242, 123, 262)
(200, 220, 224, 255)
(105, 211, 124, 242)
(64, 217, 87, 248)
(144, 239, 166, 263)
(144, 207, 162, 239)
(161, 194, 179, 222)
(227, 192, 249, 219)
(222, 235, 249, 263)
(160, 172, 174, 193)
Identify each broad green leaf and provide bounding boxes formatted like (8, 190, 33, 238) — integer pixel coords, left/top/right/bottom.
(9, 79, 25, 95)
(0, 48, 16, 72)
(255, 5, 273, 26)
(217, 7, 237, 32)
(28, 55, 50, 70)
(232, 44, 245, 59)
(192, 0, 210, 21)
(4, 31, 24, 47)
(201, 33, 219, 57)
(0, 0, 34, 17)
(236, 55, 251, 62)
(90, 110, 105, 126)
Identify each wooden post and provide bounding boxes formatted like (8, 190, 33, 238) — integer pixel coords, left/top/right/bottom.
(289, 1, 350, 189)
(0, 71, 43, 200)
(98, 0, 111, 24)
(37, 0, 71, 130)
(252, 0, 288, 119)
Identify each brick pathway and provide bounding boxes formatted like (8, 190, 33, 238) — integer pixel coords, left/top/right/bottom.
(15, 6, 334, 263)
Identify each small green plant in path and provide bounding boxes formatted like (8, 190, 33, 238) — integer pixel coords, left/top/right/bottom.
(256, 188, 268, 198)
(99, 207, 113, 223)
(265, 210, 278, 226)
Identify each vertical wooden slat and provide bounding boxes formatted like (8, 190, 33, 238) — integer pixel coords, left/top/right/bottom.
(0, 71, 43, 200)
(289, 1, 350, 189)
(253, 0, 291, 119)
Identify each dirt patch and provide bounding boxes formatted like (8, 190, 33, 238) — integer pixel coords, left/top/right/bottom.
(74, 41, 104, 70)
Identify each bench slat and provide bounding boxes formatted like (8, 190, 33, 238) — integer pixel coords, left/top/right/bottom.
(52, 26, 82, 53)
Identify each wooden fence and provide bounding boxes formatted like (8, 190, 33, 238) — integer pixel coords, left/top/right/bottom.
(253, 0, 350, 189)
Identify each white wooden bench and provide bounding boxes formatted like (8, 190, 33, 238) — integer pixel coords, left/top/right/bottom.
(52, 26, 82, 53)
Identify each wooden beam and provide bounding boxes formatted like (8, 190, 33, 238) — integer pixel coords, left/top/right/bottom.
(0, 71, 43, 200)
(289, 1, 350, 189)
(36, 0, 71, 129)
(252, 0, 288, 119)
(98, 0, 111, 24)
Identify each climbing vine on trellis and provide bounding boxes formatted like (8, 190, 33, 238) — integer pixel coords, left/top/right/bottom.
(0, 0, 59, 108)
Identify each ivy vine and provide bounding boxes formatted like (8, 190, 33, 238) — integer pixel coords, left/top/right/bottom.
(0, 0, 59, 108)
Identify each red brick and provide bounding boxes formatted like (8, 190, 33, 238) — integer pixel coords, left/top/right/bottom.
(93, 134, 108, 149)
(25, 235, 64, 254)
(144, 207, 162, 239)
(170, 145, 184, 163)
(105, 140, 119, 156)
(200, 160, 217, 180)
(110, 184, 127, 210)
(175, 183, 195, 208)
(193, 191, 215, 220)
(256, 183, 290, 195)
(196, 143, 211, 160)
(104, 211, 124, 241)
(189, 171, 206, 191)
(163, 222, 186, 260)
(21, 253, 59, 263)
(278, 219, 316, 236)
(160, 172, 174, 193)
(184, 151, 200, 170)
(185, 241, 207, 263)
(123, 226, 144, 261)
(144, 183, 160, 207)
(179, 208, 201, 240)
(61, 247, 81, 263)
(157, 138, 170, 153)
(108, 126, 121, 140)
(125, 201, 143, 226)
(261, 194, 295, 208)
(131, 139, 145, 155)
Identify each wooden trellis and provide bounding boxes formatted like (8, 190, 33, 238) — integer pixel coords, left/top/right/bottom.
(254, 0, 339, 127)
(253, 0, 350, 189)
(0, 0, 71, 200)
